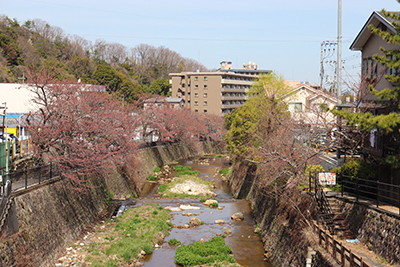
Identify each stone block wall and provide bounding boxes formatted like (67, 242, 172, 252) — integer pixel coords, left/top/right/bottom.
(342, 201, 400, 265)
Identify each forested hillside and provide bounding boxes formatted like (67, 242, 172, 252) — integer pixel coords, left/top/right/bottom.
(0, 15, 208, 102)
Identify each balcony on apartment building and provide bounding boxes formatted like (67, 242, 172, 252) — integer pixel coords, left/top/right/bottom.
(221, 77, 254, 86)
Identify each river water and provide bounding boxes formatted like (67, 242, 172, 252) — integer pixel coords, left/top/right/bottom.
(134, 156, 271, 267)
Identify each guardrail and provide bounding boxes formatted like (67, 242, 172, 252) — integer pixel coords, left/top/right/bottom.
(0, 163, 59, 193)
(312, 221, 370, 267)
(340, 175, 400, 215)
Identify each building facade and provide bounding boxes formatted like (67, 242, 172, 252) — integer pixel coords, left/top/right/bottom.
(169, 61, 270, 115)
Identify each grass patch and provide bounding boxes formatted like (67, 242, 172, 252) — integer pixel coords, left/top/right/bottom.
(153, 167, 161, 173)
(213, 154, 225, 157)
(209, 202, 218, 208)
(77, 203, 172, 266)
(174, 237, 236, 266)
(168, 238, 181, 245)
(219, 168, 230, 176)
(147, 175, 158, 181)
(174, 165, 183, 171)
(176, 170, 201, 177)
(158, 175, 214, 198)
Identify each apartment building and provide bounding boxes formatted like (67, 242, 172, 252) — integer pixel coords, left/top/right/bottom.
(169, 61, 270, 115)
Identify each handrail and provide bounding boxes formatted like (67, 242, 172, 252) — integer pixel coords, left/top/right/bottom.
(339, 175, 400, 214)
(313, 221, 371, 267)
(309, 171, 335, 234)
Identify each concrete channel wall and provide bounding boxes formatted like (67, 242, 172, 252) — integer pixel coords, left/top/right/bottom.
(0, 141, 225, 267)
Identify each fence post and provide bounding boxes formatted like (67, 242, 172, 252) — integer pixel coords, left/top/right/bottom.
(332, 240, 336, 261)
(349, 249, 353, 267)
(24, 165, 28, 189)
(341, 242, 345, 266)
(356, 177, 359, 202)
(341, 175, 344, 197)
(38, 165, 41, 184)
(398, 185, 400, 215)
(377, 180, 379, 208)
(319, 228, 322, 246)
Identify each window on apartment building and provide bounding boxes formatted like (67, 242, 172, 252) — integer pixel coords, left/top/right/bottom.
(195, 77, 198, 80)
(204, 93, 207, 98)
(195, 93, 198, 97)
(195, 101, 198, 106)
(188, 100, 191, 104)
(204, 77, 208, 80)
(195, 109, 198, 112)
(195, 85, 198, 89)
(204, 85, 208, 89)
(204, 110, 207, 113)
(204, 101, 207, 106)
(288, 103, 302, 113)
(188, 92, 191, 96)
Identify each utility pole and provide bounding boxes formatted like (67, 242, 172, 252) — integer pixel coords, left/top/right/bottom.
(320, 42, 324, 88)
(337, 0, 342, 104)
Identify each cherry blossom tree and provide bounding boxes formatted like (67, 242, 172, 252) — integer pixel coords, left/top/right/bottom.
(24, 64, 139, 190)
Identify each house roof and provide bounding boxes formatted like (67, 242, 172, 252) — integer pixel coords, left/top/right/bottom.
(350, 11, 399, 51)
(282, 84, 338, 104)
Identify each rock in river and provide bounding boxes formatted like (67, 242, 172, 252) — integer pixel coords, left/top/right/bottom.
(231, 212, 244, 221)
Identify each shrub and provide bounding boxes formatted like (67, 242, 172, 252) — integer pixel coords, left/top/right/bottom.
(200, 198, 207, 203)
(331, 159, 377, 179)
(182, 166, 192, 171)
(174, 165, 183, 171)
(153, 167, 161, 173)
(168, 238, 181, 245)
(304, 164, 325, 175)
(147, 175, 158, 181)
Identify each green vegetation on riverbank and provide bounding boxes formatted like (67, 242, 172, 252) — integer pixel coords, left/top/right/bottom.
(174, 237, 237, 266)
(83, 203, 172, 266)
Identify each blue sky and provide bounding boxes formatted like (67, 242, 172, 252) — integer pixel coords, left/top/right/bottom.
(2, 0, 400, 89)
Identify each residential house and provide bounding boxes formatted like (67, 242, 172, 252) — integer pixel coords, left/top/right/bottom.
(282, 81, 338, 126)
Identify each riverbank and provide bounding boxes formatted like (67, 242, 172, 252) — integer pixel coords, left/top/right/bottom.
(0, 142, 225, 267)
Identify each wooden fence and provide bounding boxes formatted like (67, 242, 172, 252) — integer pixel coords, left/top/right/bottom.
(312, 221, 370, 267)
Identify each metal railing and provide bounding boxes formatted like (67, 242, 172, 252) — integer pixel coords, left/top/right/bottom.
(340, 175, 400, 214)
(0, 163, 60, 193)
(309, 171, 335, 234)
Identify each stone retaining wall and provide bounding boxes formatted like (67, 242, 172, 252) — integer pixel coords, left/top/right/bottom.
(0, 141, 224, 267)
(341, 200, 400, 265)
(229, 161, 334, 267)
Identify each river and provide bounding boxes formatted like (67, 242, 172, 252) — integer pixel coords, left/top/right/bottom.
(133, 155, 271, 267)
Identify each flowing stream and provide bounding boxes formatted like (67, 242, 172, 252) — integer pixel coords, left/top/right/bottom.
(132, 156, 271, 267)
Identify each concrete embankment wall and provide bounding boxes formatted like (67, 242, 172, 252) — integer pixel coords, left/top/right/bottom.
(0, 141, 224, 267)
(229, 161, 337, 267)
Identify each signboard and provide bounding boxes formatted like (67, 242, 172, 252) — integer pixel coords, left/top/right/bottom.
(319, 172, 336, 185)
